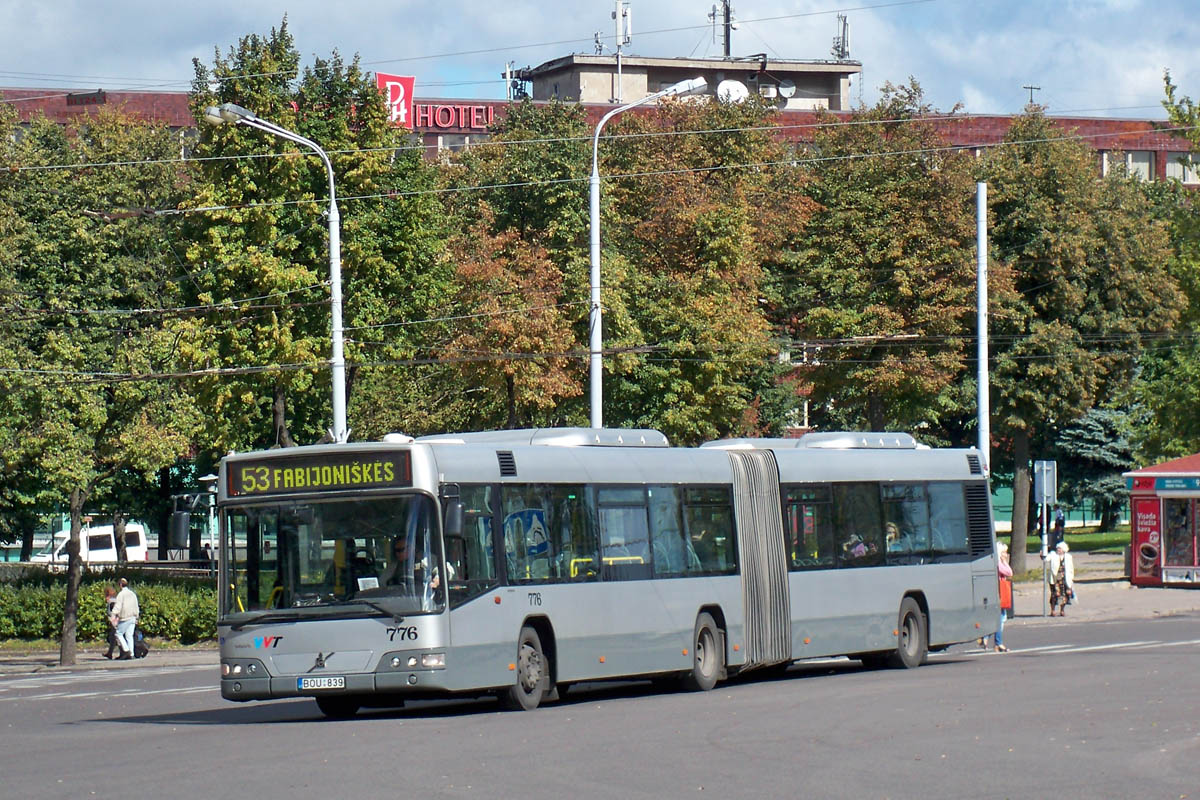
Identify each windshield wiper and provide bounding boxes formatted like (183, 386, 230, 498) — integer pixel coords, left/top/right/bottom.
(344, 598, 406, 624)
(228, 608, 327, 631)
(228, 600, 407, 630)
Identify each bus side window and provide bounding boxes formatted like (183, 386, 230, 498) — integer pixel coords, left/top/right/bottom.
(929, 482, 969, 561)
(448, 485, 500, 609)
(832, 483, 885, 568)
(883, 483, 931, 564)
(502, 485, 552, 583)
(597, 487, 652, 581)
(547, 485, 595, 581)
(784, 485, 835, 569)
(683, 487, 736, 574)
(648, 485, 690, 577)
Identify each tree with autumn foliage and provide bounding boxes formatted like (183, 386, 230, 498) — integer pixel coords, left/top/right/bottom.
(432, 99, 591, 430)
(598, 95, 811, 443)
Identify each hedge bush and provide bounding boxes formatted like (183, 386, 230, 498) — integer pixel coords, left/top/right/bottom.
(0, 569, 217, 644)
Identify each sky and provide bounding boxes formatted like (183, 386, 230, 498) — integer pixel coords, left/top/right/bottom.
(2, 0, 1199, 119)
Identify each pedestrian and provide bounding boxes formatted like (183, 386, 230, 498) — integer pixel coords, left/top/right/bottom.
(994, 542, 1013, 651)
(1043, 541, 1075, 616)
(111, 577, 140, 659)
(102, 585, 119, 659)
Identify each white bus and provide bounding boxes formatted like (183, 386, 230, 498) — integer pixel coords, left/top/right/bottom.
(216, 428, 997, 717)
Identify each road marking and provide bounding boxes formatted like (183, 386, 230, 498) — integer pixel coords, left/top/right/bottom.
(1051, 640, 1160, 654)
(0, 663, 211, 687)
(0, 684, 218, 703)
(0, 664, 214, 693)
(1125, 638, 1200, 650)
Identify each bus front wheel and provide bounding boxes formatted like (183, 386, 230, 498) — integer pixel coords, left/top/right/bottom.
(682, 612, 723, 691)
(506, 625, 549, 711)
(889, 597, 928, 669)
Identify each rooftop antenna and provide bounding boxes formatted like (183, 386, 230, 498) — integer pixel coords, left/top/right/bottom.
(709, 1, 736, 58)
(831, 13, 850, 60)
(594, 32, 605, 55)
(612, 0, 633, 102)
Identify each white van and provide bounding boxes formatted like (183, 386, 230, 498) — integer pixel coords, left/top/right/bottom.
(31, 523, 149, 566)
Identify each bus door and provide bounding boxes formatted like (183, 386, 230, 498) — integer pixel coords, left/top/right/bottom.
(729, 449, 792, 668)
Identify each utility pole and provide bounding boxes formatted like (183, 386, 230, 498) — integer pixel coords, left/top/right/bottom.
(709, 1, 734, 58)
(1022, 84, 1041, 105)
(611, 1, 632, 103)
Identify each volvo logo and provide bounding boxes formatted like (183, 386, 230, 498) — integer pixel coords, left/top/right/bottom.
(307, 651, 335, 673)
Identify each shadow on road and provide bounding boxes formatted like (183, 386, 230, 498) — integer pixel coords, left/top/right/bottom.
(78, 656, 963, 726)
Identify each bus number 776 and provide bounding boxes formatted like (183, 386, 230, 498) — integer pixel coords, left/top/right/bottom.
(387, 626, 418, 641)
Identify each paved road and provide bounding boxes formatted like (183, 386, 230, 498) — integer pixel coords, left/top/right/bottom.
(2, 613, 1198, 800)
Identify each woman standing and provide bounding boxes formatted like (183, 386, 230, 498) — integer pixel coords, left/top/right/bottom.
(994, 542, 1013, 651)
(102, 585, 118, 659)
(1043, 541, 1075, 616)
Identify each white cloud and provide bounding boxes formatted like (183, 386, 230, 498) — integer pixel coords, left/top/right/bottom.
(0, 0, 1198, 119)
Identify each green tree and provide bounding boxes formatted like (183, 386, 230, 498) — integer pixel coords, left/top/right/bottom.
(0, 110, 200, 664)
(1050, 408, 1134, 532)
(185, 19, 449, 450)
(775, 81, 979, 436)
(1125, 75, 1200, 460)
(981, 110, 1183, 571)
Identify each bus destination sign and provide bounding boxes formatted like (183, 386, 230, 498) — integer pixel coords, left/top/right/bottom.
(229, 452, 412, 497)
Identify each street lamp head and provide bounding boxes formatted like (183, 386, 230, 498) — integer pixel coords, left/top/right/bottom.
(201, 102, 258, 126)
(202, 106, 227, 127)
(663, 76, 708, 97)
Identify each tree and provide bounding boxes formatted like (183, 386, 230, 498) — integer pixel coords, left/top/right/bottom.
(1051, 408, 1135, 531)
(185, 19, 449, 450)
(433, 99, 591, 430)
(0, 110, 199, 664)
(775, 81, 979, 436)
(981, 110, 1183, 571)
(600, 95, 811, 443)
(1124, 75, 1200, 461)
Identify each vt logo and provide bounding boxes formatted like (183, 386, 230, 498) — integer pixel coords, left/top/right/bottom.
(253, 635, 283, 649)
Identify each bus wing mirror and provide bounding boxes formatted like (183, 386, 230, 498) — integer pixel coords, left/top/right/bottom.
(444, 502, 465, 539)
(169, 511, 191, 548)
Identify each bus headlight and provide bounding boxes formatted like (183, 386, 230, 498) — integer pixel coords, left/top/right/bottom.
(421, 653, 445, 668)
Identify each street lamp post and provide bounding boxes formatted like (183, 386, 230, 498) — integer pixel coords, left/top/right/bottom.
(202, 102, 349, 443)
(588, 77, 707, 429)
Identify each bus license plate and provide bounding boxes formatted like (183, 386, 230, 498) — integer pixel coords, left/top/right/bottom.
(298, 676, 345, 690)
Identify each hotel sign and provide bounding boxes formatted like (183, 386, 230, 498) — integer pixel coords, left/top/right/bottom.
(376, 71, 496, 133)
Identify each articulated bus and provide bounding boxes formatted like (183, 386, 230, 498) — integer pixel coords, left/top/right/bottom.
(217, 428, 998, 717)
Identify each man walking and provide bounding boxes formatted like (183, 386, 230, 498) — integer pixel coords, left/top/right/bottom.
(110, 577, 140, 660)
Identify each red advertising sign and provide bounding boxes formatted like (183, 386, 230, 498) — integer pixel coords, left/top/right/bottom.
(1132, 497, 1161, 584)
(376, 72, 416, 129)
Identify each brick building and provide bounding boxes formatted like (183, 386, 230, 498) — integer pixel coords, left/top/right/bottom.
(3, 70, 1197, 182)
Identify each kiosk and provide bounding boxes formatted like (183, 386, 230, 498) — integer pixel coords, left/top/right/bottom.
(1125, 454, 1200, 587)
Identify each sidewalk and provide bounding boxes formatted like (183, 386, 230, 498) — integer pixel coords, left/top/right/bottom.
(0, 644, 217, 676)
(1010, 549, 1200, 624)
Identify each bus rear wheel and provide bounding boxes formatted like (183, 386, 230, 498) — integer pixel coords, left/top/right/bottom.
(682, 612, 723, 691)
(888, 597, 928, 669)
(316, 695, 361, 719)
(505, 625, 549, 711)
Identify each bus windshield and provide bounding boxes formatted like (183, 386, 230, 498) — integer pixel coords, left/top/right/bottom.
(222, 495, 445, 620)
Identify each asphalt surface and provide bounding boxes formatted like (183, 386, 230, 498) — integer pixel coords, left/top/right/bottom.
(2, 551, 1199, 799)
